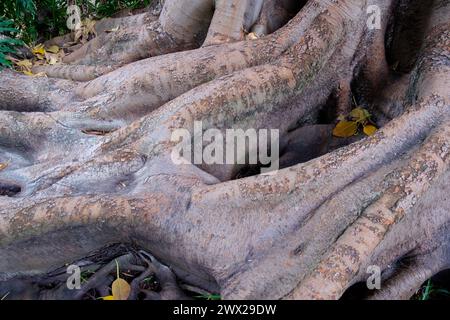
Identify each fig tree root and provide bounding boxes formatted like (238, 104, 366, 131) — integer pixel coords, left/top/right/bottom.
(0, 0, 449, 300)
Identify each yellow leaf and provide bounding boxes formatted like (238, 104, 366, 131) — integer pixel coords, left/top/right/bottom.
(46, 45, 59, 54)
(0, 163, 8, 171)
(23, 70, 34, 76)
(333, 121, 358, 138)
(45, 53, 59, 65)
(102, 295, 115, 300)
(111, 278, 131, 300)
(15, 59, 33, 68)
(82, 18, 97, 38)
(32, 44, 46, 56)
(349, 107, 371, 123)
(48, 56, 58, 65)
(363, 125, 378, 136)
(247, 32, 258, 40)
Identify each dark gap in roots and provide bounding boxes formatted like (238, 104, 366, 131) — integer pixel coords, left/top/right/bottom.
(349, 0, 432, 125)
(385, 0, 433, 74)
(258, 0, 307, 35)
(235, 165, 262, 180)
(350, 71, 391, 129)
(277, 94, 361, 170)
(412, 269, 450, 300)
(316, 93, 339, 125)
(0, 181, 22, 197)
(279, 0, 308, 19)
(350, 69, 374, 115)
(234, 94, 362, 179)
(340, 281, 371, 300)
(285, 0, 308, 13)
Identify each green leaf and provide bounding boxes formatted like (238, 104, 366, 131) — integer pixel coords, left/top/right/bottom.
(0, 45, 18, 53)
(0, 27, 20, 33)
(0, 38, 24, 46)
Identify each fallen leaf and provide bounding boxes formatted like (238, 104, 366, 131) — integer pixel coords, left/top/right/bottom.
(83, 18, 97, 34)
(15, 59, 32, 68)
(333, 121, 358, 138)
(46, 45, 59, 54)
(102, 295, 114, 300)
(45, 52, 59, 65)
(363, 125, 378, 136)
(74, 18, 97, 44)
(246, 32, 258, 40)
(0, 163, 8, 171)
(349, 107, 371, 123)
(32, 44, 46, 56)
(111, 278, 131, 300)
(103, 259, 131, 300)
(48, 56, 58, 65)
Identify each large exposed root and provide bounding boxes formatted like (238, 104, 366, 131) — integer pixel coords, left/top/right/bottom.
(203, 0, 264, 46)
(32, 0, 304, 81)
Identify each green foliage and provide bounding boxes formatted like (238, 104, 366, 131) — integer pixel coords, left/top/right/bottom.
(0, 17, 24, 68)
(0, 0, 37, 43)
(0, 0, 151, 44)
(37, 0, 69, 40)
(81, 0, 152, 20)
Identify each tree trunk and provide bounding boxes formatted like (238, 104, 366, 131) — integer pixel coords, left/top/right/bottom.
(0, 0, 449, 300)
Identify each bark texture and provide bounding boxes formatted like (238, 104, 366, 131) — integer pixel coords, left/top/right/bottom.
(0, 0, 449, 299)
